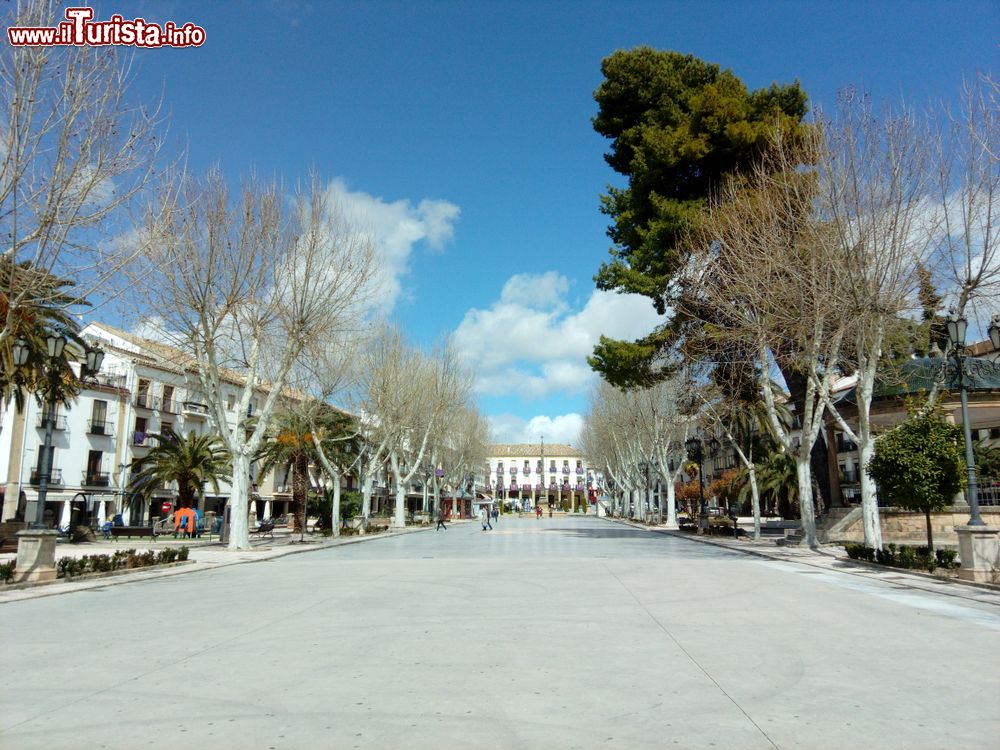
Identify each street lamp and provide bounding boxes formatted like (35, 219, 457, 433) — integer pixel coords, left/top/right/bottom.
(685, 436, 708, 533)
(989, 315, 1000, 352)
(15, 335, 105, 528)
(946, 313, 983, 526)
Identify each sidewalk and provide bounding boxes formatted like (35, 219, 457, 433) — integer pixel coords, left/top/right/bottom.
(603, 515, 1000, 608)
(0, 521, 469, 604)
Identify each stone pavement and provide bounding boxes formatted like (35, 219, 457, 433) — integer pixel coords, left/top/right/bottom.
(0, 521, 465, 604)
(604, 516, 1000, 608)
(2, 515, 998, 750)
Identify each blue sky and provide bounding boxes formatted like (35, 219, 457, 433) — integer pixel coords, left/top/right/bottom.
(118, 0, 997, 444)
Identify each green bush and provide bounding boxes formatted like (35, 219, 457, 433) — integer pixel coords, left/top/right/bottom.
(845, 543, 876, 562)
(0, 561, 15, 583)
(898, 546, 917, 569)
(935, 548, 958, 569)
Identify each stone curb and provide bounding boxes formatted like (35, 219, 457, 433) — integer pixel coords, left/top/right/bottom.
(0, 559, 196, 592)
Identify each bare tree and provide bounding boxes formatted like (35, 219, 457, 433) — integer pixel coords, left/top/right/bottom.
(815, 93, 932, 550)
(931, 77, 1000, 326)
(683, 131, 848, 548)
(136, 171, 375, 549)
(1, 0, 169, 342)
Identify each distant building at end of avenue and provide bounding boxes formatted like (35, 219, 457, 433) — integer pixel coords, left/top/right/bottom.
(484, 443, 598, 512)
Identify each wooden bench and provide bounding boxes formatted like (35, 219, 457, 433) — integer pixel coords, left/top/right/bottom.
(250, 520, 274, 540)
(110, 526, 156, 540)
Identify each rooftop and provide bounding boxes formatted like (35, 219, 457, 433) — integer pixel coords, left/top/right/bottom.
(489, 443, 582, 458)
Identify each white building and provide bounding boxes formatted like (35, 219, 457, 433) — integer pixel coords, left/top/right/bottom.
(485, 443, 596, 512)
(0, 322, 293, 528)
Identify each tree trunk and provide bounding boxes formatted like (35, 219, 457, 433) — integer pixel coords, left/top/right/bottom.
(748, 465, 762, 541)
(361, 470, 372, 518)
(294, 452, 309, 538)
(795, 457, 818, 549)
(389, 452, 407, 528)
(227, 452, 251, 550)
(858, 437, 883, 550)
(925, 508, 934, 552)
(330, 479, 341, 537)
(664, 480, 678, 529)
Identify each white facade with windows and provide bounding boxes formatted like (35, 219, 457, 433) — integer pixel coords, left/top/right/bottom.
(0, 322, 290, 527)
(485, 443, 596, 511)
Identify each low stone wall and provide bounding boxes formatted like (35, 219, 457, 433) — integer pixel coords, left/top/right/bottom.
(832, 507, 1000, 545)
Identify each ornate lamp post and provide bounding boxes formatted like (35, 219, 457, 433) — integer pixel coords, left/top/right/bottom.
(947, 314, 983, 526)
(12, 336, 104, 583)
(685, 436, 707, 533)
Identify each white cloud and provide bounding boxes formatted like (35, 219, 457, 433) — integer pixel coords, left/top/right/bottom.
(452, 272, 662, 398)
(488, 412, 584, 445)
(324, 178, 460, 311)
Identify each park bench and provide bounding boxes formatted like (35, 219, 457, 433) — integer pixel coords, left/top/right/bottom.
(110, 526, 156, 540)
(760, 521, 800, 539)
(250, 520, 275, 540)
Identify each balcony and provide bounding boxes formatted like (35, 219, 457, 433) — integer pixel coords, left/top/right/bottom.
(29, 468, 63, 485)
(82, 472, 111, 487)
(562, 467, 570, 474)
(135, 393, 160, 410)
(89, 371, 128, 390)
(509, 467, 517, 474)
(36, 414, 68, 431)
(576, 467, 584, 475)
(132, 431, 151, 447)
(88, 419, 113, 436)
(160, 399, 179, 414)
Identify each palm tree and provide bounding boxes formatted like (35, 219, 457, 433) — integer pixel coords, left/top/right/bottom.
(130, 427, 231, 511)
(0, 257, 87, 410)
(255, 409, 316, 535)
(255, 404, 355, 536)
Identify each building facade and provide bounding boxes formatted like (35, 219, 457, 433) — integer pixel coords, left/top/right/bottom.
(485, 443, 596, 511)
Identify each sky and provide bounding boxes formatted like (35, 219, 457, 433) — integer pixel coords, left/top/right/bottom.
(106, 0, 999, 445)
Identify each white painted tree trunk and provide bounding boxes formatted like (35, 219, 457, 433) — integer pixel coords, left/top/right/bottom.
(331, 478, 341, 537)
(748, 466, 762, 541)
(795, 457, 818, 549)
(229, 452, 251, 550)
(665, 481, 678, 529)
(361, 475, 372, 518)
(390, 452, 407, 528)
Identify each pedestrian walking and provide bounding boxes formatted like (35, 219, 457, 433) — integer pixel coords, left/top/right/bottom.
(492, 508, 499, 524)
(436, 506, 447, 531)
(535, 505, 542, 519)
(480, 506, 492, 531)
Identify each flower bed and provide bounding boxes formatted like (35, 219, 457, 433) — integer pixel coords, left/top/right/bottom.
(844, 542, 958, 574)
(0, 547, 191, 585)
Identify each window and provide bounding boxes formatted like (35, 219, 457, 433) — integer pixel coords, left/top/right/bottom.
(991, 427, 1000, 440)
(226, 394, 236, 411)
(134, 416, 148, 445)
(161, 421, 173, 436)
(90, 400, 108, 434)
(137, 379, 151, 408)
(163, 385, 175, 412)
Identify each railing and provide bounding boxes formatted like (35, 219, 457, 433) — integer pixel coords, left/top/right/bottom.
(509, 467, 517, 474)
(89, 371, 128, 390)
(980, 483, 1000, 506)
(88, 419, 113, 436)
(576, 468, 584, 475)
(562, 467, 570, 474)
(135, 394, 159, 410)
(132, 431, 150, 447)
(29, 468, 63, 485)
(83, 472, 111, 487)
(160, 399, 178, 414)
(36, 414, 68, 430)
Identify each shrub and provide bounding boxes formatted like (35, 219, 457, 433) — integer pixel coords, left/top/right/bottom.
(898, 546, 917, 569)
(0, 561, 15, 583)
(177, 546, 189, 561)
(920, 555, 938, 573)
(935, 548, 958, 569)
(845, 543, 876, 562)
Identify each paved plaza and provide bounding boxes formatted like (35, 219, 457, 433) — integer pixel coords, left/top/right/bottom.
(2, 515, 999, 750)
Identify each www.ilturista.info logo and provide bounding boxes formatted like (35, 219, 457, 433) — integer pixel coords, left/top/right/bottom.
(7, 7, 205, 47)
